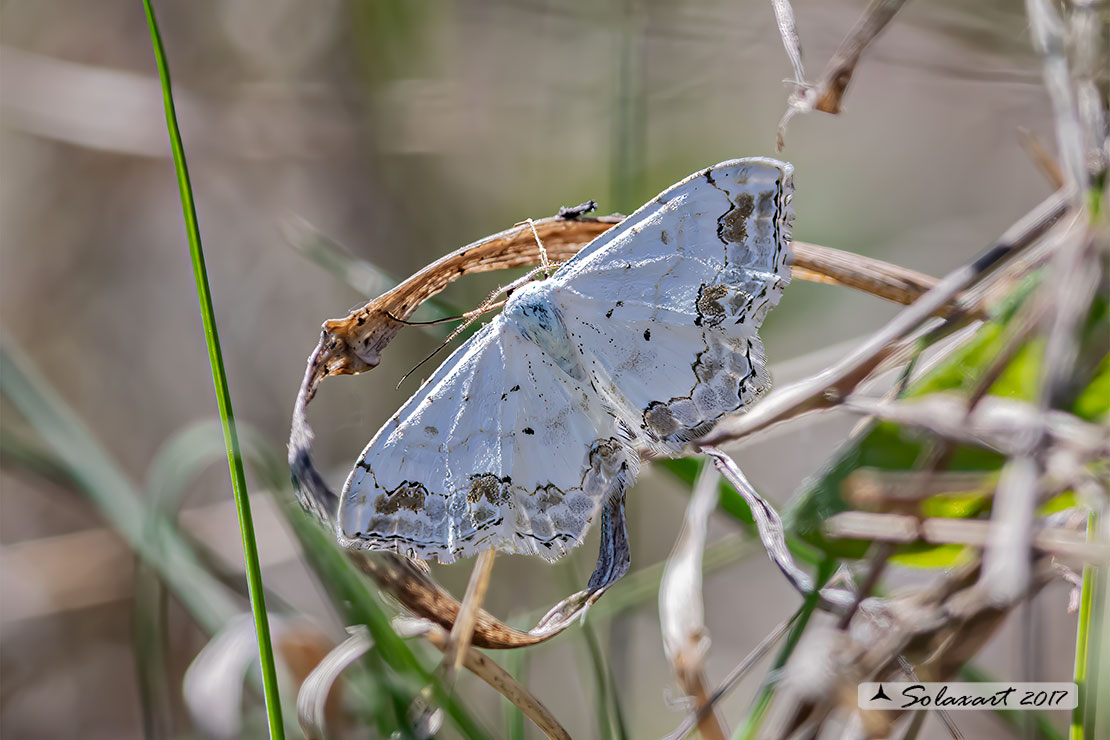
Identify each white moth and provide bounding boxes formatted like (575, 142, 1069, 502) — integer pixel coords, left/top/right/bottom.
(340, 158, 794, 588)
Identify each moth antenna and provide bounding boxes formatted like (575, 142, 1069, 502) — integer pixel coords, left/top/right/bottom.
(395, 264, 558, 388)
(466, 299, 506, 317)
(386, 311, 464, 326)
(395, 298, 511, 389)
(514, 218, 552, 277)
(396, 340, 451, 389)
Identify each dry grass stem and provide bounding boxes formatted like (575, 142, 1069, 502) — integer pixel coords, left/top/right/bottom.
(1025, 0, 1087, 190)
(840, 394, 1108, 461)
(297, 626, 370, 740)
(664, 616, 797, 740)
(441, 549, 497, 675)
(397, 618, 572, 740)
(842, 470, 996, 511)
(700, 446, 855, 611)
(660, 465, 727, 740)
(769, 0, 805, 86)
(824, 512, 1106, 563)
(1017, 127, 1066, 189)
(776, 0, 910, 147)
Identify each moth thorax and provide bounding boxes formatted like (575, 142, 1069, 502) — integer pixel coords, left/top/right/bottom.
(504, 282, 561, 338)
(504, 282, 584, 380)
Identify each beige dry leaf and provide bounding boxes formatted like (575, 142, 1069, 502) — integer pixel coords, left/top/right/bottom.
(659, 464, 727, 740)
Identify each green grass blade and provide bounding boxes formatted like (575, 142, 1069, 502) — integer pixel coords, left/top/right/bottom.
(0, 339, 239, 632)
(503, 649, 529, 740)
(1070, 511, 1102, 740)
(733, 556, 836, 740)
(284, 217, 459, 323)
(561, 562, 629, 740)
(139, 2, 283, 736)
(272, 490, 491, 739)
(137, 419, 278, 739)
(581, 621, 619, 740)
(608, 1, 646, 214)
(959, 664, 1064, 740)
(585, 621, 630, 740)
(133, 560, 174, 739)
(184, 429, 491, 738)
(1089, 537, 1109, 740)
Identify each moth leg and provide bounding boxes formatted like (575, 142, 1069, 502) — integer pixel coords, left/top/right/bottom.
(586, 490, 631, 592)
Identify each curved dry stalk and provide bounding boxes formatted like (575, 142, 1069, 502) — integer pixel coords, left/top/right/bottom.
(665, 615, 798, 740)
(297, 215, 616, 400)
(298, 626, 369, 740)
(293, 218, 947, 412)
(403, 619, 572, 740)
(699, 446, 855, 613)
(298, 622, 572, 740)
(776, 0, 910, 147)
(441, 549, 496, 675)
(347, 549, 612, 649)
(660, 464, 727, 740)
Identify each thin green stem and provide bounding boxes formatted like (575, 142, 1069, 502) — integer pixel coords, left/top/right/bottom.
(1071, 511, 1099, 740)
(139, 3, 283, 737)
(960, 664, 1064, 740)
(733, 556, 836, 740)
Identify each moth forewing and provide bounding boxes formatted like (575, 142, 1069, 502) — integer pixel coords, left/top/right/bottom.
(339, 158, 794, 590)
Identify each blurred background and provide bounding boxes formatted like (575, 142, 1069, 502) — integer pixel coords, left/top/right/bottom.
(0, 0, 1078, 738)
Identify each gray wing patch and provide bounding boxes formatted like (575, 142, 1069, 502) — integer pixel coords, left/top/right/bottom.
(339, 320, 640, 565)
(546, 159, 794, 453)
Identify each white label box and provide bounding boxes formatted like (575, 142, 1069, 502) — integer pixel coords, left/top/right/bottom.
(858, 682, 1078, 711)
